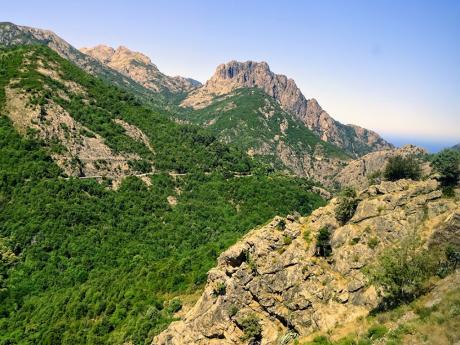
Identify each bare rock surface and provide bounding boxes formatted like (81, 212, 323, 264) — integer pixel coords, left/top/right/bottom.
(335, 144, 430, 190)
(181, 61, 392, 157)
(154, 179, 459, 344)
(81, 45, 201, 93)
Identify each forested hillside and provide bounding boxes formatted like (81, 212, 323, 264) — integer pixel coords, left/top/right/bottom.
(176, 88, 349, 184)
(0, 45, 324, 344)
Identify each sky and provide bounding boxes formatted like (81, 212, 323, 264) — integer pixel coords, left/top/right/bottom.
(2, 0, 459, 152)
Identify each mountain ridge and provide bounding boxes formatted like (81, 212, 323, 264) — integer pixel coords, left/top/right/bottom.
(0, 22, 165, 105)
(182, 60, 393, 157)
(80, 44, 201, 94)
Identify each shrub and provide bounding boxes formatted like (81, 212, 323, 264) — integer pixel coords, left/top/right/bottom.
(227, 304, 238, 318)
(303, 229, 311, 244)
(283, 235, 292, 246)
(315, 227, 332, 257)
(335, 187, 359, 224)
(383, 155, 422, 181)
(277, 219, 286, 230)
(212, 282, 226, 297)
(308, 336, 332, 345)
(367, 169, 383, 185)
(431, 149, 460, 187)
(239, 313, 262, 342)
(166, 298, 182, 314)
(367, 324, 388, 340)
(367, 237, 379, 249)
(369, 234, 440, 309)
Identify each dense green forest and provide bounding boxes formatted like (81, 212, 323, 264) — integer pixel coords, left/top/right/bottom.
(0, 46, 325, 344)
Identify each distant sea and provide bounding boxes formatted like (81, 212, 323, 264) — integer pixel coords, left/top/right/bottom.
(382, 135, 459, 154)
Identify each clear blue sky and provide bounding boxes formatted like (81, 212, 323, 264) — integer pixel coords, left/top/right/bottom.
(2, 0, 459, 151)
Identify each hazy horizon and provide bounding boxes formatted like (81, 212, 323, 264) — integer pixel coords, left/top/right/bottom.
(2, 0, 459, 150)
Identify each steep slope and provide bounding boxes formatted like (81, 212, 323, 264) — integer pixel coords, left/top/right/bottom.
(182, 61, 393, 157)
(81, 45, 201, 94)
(0, 45, 253, 181)
(155, 179, 459, 344)
(178, 87, 350, 185)
(0, 44, 327, 344)
(0, 22, 165, 104)
(301, 270, 460, 344)
(453, 143, 460, 151)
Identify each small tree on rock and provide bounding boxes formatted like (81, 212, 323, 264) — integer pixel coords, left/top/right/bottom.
(383, 155, 421, 181)
(335, 187, 359, 225)
(315, 227, 332, 257)
(431, 149, 460, 187)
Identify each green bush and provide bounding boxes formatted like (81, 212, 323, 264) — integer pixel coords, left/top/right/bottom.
(335, 187, 359, 224)
(239, 313, 262, 342)
(369, 234, 440, 309)
(166, 298, 182, 314)
(283, 235, 293, 246)
(431, 149, 460, 187)
(367, 237, 379, 249)
(383, 155, 422, 181)
(277, 219, 286, 230)
(212, 282, 226, 297)
(315, 228, 332, 257)
(307, 336, 332, 345)
(366, 324, 388, 340)
(227, 304, 239, 318)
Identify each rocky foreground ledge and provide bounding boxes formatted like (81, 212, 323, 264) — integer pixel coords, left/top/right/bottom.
(154, 179, 459, 345)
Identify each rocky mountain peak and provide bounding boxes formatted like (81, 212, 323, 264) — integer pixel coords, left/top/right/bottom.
(79, 44, 114, 63)
(81, 44, 200, 93)
(182, 60, 393, 157)
(0, 22, 160, 100)
(81, 45, 158, 71)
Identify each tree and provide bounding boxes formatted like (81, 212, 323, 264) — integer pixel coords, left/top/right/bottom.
(335, 187, 359, 224)
(431, 149, 460, 186)
(315, 227, 332, 257)
(383, 155, 421, 181)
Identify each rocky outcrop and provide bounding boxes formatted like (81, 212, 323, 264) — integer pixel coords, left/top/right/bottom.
(335, 144, 430, 190)
(275, 141, 346, 186)
(0, 22, 154, 98)
(181, 61, 393, 157)
(80, 45, 201, 93)
(3, 54, 152, 180)
(154, 179, 459, 344)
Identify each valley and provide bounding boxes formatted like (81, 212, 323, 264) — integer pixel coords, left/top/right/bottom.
(0, 19, 458, 345)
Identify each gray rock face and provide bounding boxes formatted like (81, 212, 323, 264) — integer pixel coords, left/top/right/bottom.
(154, 179, 459, 345)
(80, 45, 201, 93)
(182, 61, 393, 157)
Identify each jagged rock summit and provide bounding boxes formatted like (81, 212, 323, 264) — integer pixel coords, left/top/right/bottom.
(154, 178, 459, 344)
(182, 60, 393, 157)
(80, 45, 201, 93)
